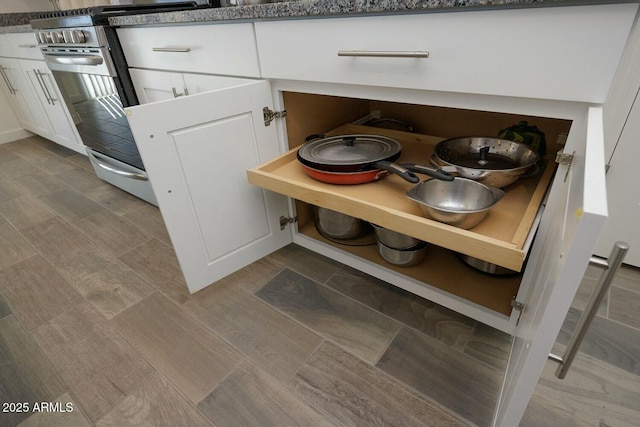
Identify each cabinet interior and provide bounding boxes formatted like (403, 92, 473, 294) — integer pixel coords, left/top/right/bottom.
(250, 92, 572, 316)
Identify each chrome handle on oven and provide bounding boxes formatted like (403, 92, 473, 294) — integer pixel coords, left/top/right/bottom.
(87, 151, 149, 181)
(33, 69, 52, 104)
(44, 54, 104, 66)
(548, 241, 629, 379)
(0, 65, 17, 95)
(18, 44, 38, 49)
(152, 47, 191, 53)
(337, 50, 430, 58)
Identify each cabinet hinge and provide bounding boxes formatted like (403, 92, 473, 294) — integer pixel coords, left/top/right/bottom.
(555, 150, 575, 182)
(511, 296, 525, 326)
(263, 107, 287, 126)
(279, 215, 297, 230)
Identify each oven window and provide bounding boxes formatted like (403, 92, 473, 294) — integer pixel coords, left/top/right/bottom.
(53, 70, 145, 170)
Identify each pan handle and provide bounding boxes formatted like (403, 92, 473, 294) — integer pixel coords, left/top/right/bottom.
(304, 133, 325, 143)
(374, 161, 419, 183)
(398, 163, 455, 181)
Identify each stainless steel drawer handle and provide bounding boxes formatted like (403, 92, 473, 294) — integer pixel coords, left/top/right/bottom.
(18, 44, 37, 48)
(0, 65, 17, 95)
(33, 69, 52, 104)
(337, 50, 429, 58)
(152, 47, 192, 53)
(548, 241, 630, 379)
(171, 87, 189, 98)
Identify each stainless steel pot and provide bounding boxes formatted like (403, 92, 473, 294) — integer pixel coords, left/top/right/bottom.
(378, 241, 428, 267)
(371, 223, 424, 249)
(457, 253, 519, 276)
(313, 206, 370, 240)
(432, 137, 540, 188)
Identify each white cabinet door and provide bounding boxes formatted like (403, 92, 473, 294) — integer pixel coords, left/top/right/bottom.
(0, 58, 31, 127)
(130, 68, 259, 105)
(22, 60, 83, 152)
(1, 57, 53, 138)
(129, 68, 186, 104)
(495, 107, 608, 426)
(125, 79, 291, 293)
(596, 96, 640, 267)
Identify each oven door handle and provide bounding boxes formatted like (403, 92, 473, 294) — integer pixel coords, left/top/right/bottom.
(87, 151, 149, 181)
(44, 54, 104, 66)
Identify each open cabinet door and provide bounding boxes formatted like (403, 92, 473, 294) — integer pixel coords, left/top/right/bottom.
(125, 79, 291, 293)
(494, 107, 608, 426)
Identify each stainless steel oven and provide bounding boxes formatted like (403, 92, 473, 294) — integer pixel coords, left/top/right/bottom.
(29, 2, 220, 205)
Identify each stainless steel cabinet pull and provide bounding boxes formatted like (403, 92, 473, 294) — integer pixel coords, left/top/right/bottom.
(152, 47, 191, 53)
(548, 241, 630, 379)
(18, 44, 37, 48)
(33, 69, 52, 104)
(337, 50, 429, 58)
(172, 87, 185, 98)
(39, 71, 58, 105)
(0, 65, 17, 95)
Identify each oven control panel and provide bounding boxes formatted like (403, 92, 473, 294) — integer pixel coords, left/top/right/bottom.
(36, 26, 107, 48)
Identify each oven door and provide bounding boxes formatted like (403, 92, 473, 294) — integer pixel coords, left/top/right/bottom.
(43, 47, 157, 205)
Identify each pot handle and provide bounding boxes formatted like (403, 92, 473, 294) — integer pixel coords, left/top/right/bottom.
(374, 161, 419, 183)
(304, 133, 325, 143)
(398, 163, 455, 181)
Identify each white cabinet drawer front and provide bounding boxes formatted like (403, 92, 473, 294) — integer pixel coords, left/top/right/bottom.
(256, 4, 637, 103)
(6, 33, 42, 60)
(118, 24, 260, 77)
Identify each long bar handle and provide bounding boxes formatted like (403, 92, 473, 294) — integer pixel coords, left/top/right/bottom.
(18, 44, 38, 48)
(152, 47, 191, 53)
(338, 50, 429, 58)
(38, 70, 58, 105)
(0, 65, 17, 95)
(549, 241, 629, 379)
(33, 69, 52, 104)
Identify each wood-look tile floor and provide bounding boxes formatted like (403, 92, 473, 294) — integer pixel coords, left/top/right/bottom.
(0, 136, 639, 427)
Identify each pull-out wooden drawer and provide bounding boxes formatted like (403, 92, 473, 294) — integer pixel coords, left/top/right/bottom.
(255, 4, 637, 103)
(117, 23, 260, 77)
(248, 123, 556, 273)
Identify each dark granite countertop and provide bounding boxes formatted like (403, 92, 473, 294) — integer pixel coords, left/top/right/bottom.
(0, 0, 637, 31)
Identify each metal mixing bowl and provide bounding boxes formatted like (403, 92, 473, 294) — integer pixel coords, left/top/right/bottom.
(371, 223, 423, 249)
(406, 178, 504, 229)
(378, 241, 428, 267)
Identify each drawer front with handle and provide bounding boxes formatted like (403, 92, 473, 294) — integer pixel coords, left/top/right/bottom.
(117, 23, 260, 77)
(255, 4, 637, 103)
(3, 33, 43, 60)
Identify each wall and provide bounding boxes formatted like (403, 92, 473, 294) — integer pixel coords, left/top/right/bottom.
(0, 1, 51, 13)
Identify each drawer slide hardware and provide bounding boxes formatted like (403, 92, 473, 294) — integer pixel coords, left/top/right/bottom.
(279, 215, 297, 230)
(548, 241, 629, 379)
(511, 297, 525, 325)
(555, 150, 575, 182)
(263, 107, 287, 126)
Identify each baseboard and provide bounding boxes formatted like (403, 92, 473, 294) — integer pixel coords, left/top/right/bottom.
(0, 128, 33, 144)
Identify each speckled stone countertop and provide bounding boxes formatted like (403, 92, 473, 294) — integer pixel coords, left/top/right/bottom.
(0, 0, 636, 31)
(108, 0, 632, 26)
